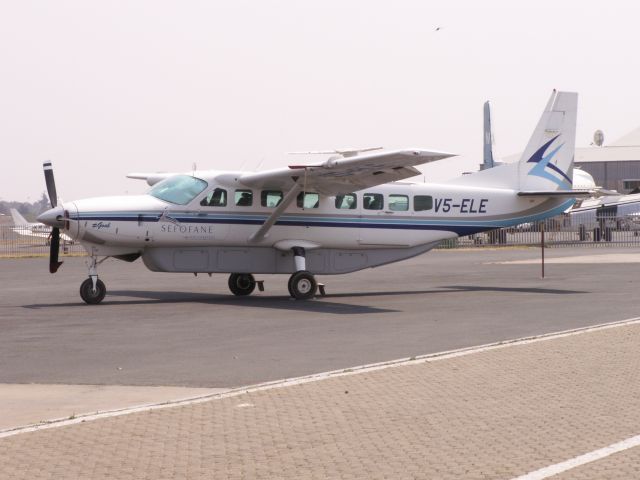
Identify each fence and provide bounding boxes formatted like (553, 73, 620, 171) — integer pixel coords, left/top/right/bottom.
(438, 214, 640, 249)
(0, 226, 86, 258)
(1, 213, 640, 257)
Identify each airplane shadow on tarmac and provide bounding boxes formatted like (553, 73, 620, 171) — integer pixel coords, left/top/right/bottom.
(22, 285, 586, 313)
(23, 290, 398, 315)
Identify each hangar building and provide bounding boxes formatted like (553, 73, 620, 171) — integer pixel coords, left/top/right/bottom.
(575, 128, 640, 194)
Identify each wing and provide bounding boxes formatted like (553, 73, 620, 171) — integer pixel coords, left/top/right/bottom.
(12, 228, 50, 238)
(517, 189, 595, 197)
(239, 149, 456, 195)
(126, 173, 175, 186)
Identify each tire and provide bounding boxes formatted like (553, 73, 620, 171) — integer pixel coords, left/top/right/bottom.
(228, 273, 256, 296)
(288, 271, 317, 300)
(79, 278, 106, 305)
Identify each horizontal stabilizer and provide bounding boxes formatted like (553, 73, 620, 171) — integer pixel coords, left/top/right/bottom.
(592, 188, 620, 197)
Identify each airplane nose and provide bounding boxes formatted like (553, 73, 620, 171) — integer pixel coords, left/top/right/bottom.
(37, 206, 65, 227)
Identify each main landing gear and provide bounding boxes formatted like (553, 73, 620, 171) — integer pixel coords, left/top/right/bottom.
(79, 256, 107, 305)
(287, 246, 318, 300)
(227, 247, 323, 300)
(288, 271, 317, 300)
(228, 273, 257, 296)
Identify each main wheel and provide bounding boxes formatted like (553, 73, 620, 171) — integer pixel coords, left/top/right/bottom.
(79, 278, 106, 305)
(288, 271, 317, 300)
(228, 273, 256, 296)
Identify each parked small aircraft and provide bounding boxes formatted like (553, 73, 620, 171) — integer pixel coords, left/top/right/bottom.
(38, 90, 591, 304)
(10, 208, 72, 244)
(570, 192, 640, 228)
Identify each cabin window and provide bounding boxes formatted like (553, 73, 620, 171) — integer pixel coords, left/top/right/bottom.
(200, 188, 227, 207)
(235, 189, 253, 207)
(363, 193, 383, 210)
(261, 190, 283, 207)
(414, 195, 433, 211)
(149, 175, 208, 205)
(335, 194, 357, 209)
(388, 194, 409, 211)
(297, 192, 319, 209)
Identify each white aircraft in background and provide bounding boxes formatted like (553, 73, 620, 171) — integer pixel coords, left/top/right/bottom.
(570, 191, 640, 228)
(10, 208, 72, 243)
(38, 90, 592, 304)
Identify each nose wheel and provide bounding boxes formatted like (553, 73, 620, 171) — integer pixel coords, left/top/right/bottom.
(79, 255, 107, 304)
(79, 278, 107, 304)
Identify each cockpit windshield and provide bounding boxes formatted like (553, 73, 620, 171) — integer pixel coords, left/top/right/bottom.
(148, 175, 208, 205)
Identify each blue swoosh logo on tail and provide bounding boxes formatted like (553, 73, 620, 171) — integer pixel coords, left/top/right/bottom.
(527, 135, 572, 189)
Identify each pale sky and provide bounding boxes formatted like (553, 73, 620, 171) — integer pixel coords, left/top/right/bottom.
(1, 0, 639, 202)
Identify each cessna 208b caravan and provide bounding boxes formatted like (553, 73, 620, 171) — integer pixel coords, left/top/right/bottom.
(38, 90, 590, 304)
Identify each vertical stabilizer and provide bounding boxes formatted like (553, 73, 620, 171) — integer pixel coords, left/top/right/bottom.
(518, 90, 578, 191)
(482, 101, 495, 170)
(10, 208, 29, 226)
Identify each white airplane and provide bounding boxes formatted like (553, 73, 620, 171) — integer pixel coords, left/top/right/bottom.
(570, 191, 640, 227)
(10, 208, 72, 243)
(38, 90, 592, 304)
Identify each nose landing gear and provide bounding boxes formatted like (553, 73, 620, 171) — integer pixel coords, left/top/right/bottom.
(80, 278, 107, 304)
(79, 256, 107, 305)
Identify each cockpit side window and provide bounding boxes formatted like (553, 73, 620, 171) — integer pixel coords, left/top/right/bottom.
(235, 189, 253, 207)
(200, 188, 227, 207)
(296, 192, 319, 209)
(261, 190, 283, 207)
(149, 175, 208, 205)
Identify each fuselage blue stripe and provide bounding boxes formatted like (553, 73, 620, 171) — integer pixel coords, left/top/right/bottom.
(71, 199, 573, 233)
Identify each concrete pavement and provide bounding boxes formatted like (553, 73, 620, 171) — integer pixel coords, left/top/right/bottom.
(3, 319, 640, 479)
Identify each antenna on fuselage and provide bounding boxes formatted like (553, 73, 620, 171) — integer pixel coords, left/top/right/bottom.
(191, 162, 197, 176)
(254, 156, 265, 172)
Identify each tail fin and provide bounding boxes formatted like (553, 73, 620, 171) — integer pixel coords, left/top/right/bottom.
(10, 208, 29, 225)
(447, 90, 578, 191)
(517, 90, 577, 191)
(482, 101, 495, 170)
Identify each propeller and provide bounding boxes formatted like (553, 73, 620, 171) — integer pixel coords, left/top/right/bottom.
(43, 161, 63, 273)
(44, 161, 58, 208)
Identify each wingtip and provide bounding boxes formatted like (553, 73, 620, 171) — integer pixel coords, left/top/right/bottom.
(411, 149, 457, 159)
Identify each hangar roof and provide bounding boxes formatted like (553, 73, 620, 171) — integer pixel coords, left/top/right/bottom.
(575, 127, 640, 163)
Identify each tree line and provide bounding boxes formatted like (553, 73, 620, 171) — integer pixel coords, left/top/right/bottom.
(0, 193, 50, 222)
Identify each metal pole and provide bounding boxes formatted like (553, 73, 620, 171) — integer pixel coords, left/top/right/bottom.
(541, 220, 545, 278)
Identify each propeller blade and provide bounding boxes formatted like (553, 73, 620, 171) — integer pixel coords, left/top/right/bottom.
(49, 227, 63, 273)
(44, 161, 58, 208)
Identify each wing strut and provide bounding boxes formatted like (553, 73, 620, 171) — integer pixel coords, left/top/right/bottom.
(248, 181, 303, 243)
